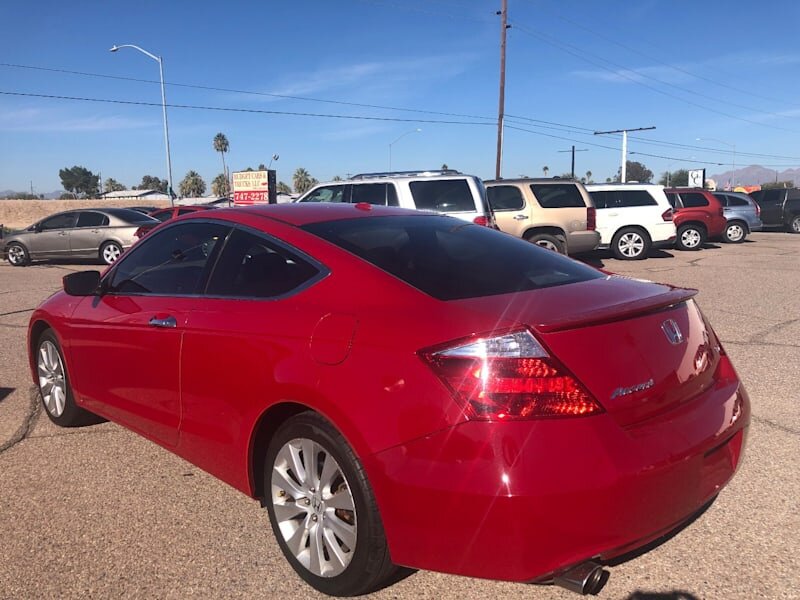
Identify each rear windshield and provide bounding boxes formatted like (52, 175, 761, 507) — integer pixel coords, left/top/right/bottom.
(408, 179, 476, 213)
(302, 215, 601, 300)
(104, 208, 160, 224)
(530, 183, 586, 208)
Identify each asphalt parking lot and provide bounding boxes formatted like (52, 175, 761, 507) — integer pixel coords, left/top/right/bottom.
(1, 233, 798, 600)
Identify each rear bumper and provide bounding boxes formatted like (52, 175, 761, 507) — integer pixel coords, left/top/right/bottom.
(365, 383, 749, 582)
(566, 230, 602, 255)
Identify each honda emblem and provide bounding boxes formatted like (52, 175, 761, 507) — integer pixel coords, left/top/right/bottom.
(661, 319, 684, 345)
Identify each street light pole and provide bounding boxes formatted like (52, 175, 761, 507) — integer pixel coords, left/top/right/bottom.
(594, 126, 656, 183)
(110, 44, 174, 206)
(388, 128, 421, 170)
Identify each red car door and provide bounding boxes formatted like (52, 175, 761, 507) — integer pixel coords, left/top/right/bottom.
(66, 220, 231, 447)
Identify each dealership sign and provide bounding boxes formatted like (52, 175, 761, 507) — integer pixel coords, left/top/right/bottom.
(232, 170, 276, 205)
(688, 169, 706, 188)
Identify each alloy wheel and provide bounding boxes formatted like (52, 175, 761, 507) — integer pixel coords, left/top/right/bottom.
(726, 224, 745, 242)
(792, 217, 800, 233)
(271, 438, 357, 578)
(8, 244, 26, 265)
(535, 239, 559, 252)
(618, 232, 645, 258)
(681, 228, 702, 248)
(37, 340, 66, 417)
(102, 244, 121, 264)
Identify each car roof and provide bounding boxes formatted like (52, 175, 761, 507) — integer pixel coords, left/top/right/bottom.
(203, 202, 427, 227)
(585, 183, 664, 190)
(485, 178, 581, 184)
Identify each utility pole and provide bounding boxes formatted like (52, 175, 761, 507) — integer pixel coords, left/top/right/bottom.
(30, 181, 34, 197)
(495, 0, 509, 180)
(557, 146, 588, 179)
(594, 126, 656, 182)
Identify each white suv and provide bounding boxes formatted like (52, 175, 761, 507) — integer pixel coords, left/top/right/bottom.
(295, 170, 495, 227)
(584, 183, 676, 260)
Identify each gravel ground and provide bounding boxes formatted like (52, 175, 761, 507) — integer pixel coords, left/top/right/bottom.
(0, 232, 798, 600)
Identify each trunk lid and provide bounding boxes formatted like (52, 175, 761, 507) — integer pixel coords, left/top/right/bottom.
(454, 276, 721, 427)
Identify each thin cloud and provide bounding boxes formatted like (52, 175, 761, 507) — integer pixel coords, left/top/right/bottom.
(0, 107, 153, 132)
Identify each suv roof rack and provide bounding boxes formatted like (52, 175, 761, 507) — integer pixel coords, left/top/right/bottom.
(349, 169, 462, 180)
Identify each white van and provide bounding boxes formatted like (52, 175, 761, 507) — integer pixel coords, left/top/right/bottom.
(584, 183, 677, 260)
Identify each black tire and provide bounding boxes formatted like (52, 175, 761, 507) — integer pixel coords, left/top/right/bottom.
(676, 224, 706, 251)
(789, 214, 800, 234)
(6, 242, 30, 266)
(35, 330, 99, 427)
(526, 232, 565, 254)
(99, 241, 122, 265)
(610, 227, 651, 260)
(723, 221, 747, 243)
(264, 412, 398, 596)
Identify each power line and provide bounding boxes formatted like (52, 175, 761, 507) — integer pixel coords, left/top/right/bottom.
(0, 90, 495, 126)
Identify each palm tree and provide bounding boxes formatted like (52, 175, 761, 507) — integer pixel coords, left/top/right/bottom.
(543, 165, 549, 177)
(179, 170, 206, 198)
(293, 167, 313, 194)
(213, 133, 230, 194)
(585, 170, 592, 183)
(211, 173, 228, 197)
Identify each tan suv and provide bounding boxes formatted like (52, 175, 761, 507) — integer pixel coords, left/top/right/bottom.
(485, 178, 600, 255)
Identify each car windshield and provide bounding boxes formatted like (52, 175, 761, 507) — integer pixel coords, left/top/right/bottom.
(302, 215, 601, 300)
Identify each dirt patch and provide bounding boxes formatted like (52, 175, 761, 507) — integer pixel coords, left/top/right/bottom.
(0, 199, 172, 230)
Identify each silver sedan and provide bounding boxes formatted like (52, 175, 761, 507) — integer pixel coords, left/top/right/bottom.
(3, 208, 160, 266)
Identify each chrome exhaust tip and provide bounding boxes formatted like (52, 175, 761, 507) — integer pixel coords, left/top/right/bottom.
(553, 561, 607, 595)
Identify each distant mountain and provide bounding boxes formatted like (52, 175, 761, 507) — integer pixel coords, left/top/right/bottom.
(709, 165, 800, 187)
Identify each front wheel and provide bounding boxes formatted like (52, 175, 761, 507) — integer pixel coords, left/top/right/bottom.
(100, 241, 122, 265)
(724, 221, 747, 243)
(265, 412, 398, 596)
(789, 215, 800, 234)
(611, 227, 651, 260)
(676, 224, 706, 251)
(7, 242, 30, 266)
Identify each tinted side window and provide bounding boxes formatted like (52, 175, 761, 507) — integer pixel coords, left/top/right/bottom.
(761, 189, 784, 204)
(206, 228, 320, 298)
(152, 210, 173, 222)
(301, 185, 346, 203)
(409, 180, 475, 213)
(77, 212, 109, 227)
(530, 184, 585, 208)
(40, 213, 78, 230)
(351, 183, 398, 206)
(729, 197, 750, 207)
(680, 193, 709, 208)
(109, 222, 230, 295)
(713, 194, 729, 207)
(177, 208, 196, 216)
(487, 185, 525, 211)
(665, 193, 681, 208)
(303, 216, 602, 301)
(588, 191, 611, 209)
(615, 190, 657, 207)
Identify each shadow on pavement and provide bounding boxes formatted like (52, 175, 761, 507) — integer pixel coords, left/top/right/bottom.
(0, 387, 15, 402)
(625, 592, 700, 600)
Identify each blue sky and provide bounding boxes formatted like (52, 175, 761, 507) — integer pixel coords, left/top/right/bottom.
(3, 0, 800, 193)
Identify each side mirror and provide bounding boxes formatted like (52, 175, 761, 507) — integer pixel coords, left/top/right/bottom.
(63, 271, 102, 296)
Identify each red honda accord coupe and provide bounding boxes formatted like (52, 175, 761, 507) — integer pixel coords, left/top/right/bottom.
(29, 203, 749, 596)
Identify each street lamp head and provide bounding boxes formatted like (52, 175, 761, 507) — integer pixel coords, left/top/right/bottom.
(109, 45, 119, 53)
(272, 154, 279, 161)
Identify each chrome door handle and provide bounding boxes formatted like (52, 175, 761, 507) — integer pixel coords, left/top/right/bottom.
(513, 214, 529, 220)
(149, 315, 177, 328)
(57, 231, 68, 236)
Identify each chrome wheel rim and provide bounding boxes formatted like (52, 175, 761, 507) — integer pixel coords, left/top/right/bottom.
(535, 239, 559, 252)
(8, 245, 25, 264)
(792, 218, 800, 233)
(618, 232, 644, 258)
(37, 340, 66, 417)
(102, 244, 121, 264)
(271, 438, 357, 578)
(681, 229, 702, 248)
(727, 224, 745, 241)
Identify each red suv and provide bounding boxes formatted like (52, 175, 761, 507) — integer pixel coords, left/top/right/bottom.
(664, 188, 727, 250)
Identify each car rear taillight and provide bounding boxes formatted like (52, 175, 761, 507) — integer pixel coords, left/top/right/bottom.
(586, 206, 596, 230)
(755, 202, 761, 217)
(661, 208, 673, 222)
(473, 215, 491, 227)
(421, 330, 603, 420)
(134, 227, 146, 238)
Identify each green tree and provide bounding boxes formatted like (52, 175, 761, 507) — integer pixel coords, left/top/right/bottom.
(616, 161, 653, 183)
(179, 170, 206, 197)
(658, 169, 689, 186)
(136, 175, 168, 193)
(277, 181, 292, 194)
(258, 163, 267, 171)
(585, 170, 593, 183)
(103, 178, 126, 192)
(761, 180, 793, 190)
(332, 175, 343, 181)
(542, 165, 549, 177)
(293, 167, 314, 194)
(211, 173, 229, 197)
(59, 166, 100, 198)
(441, 163, 449, 170)
(213, 133, 230, 195)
